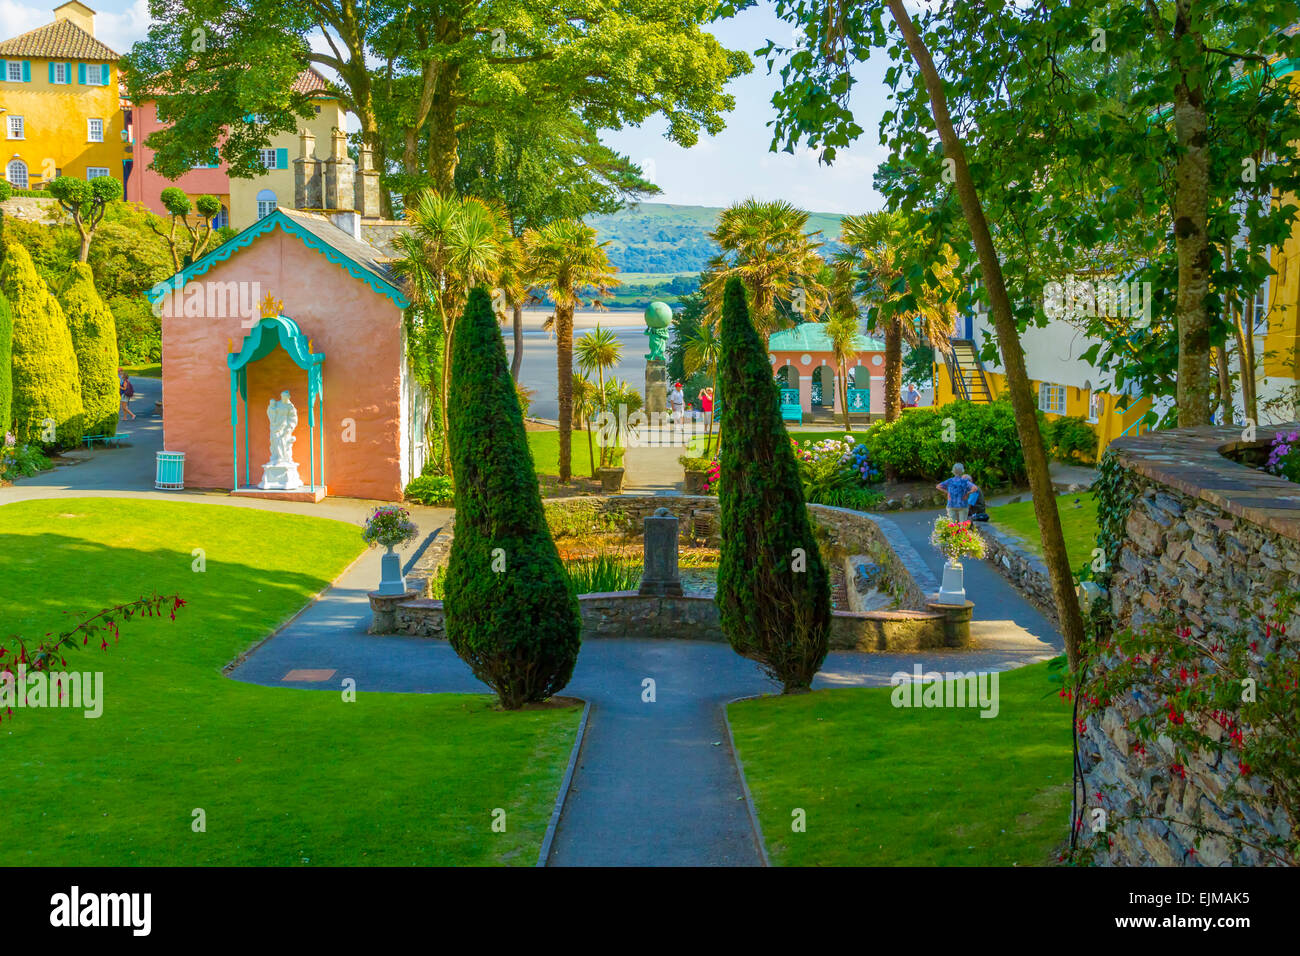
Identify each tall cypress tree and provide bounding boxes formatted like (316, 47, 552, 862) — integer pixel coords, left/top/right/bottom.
(716, 276, 830, 692)
(0, 243, 83, 446)
(60, 263, 121, 437)
(443, 286, 581, 709)
(0, 292, 12, 436)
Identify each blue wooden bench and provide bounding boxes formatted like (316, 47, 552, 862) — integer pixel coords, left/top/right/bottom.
(83, 432, 131, 448)
(779, 387, 802, 423)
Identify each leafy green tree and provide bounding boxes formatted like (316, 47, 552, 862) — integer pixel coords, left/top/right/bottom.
(443, 286, 581, 710)
(0, 292, 11, 434)
(126, 0, 749, 207)
(47, 176, 121, 263)
(60, 263, 122, 437)
(524, 220, 619, 483)
(838, 210, 958, 422)
(703, 198, 827, 344)
(825, 261, 861, 432)
(716, 276, 830, 693)
(456, 112, 659, 379)
(0, 244, 84, 446)
(575, 324, 622, 467)
(149, 188, 224, 271)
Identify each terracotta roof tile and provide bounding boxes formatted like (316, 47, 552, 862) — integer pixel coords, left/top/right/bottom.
(0, 17, 119, 61)
(292, 68, 333, 96)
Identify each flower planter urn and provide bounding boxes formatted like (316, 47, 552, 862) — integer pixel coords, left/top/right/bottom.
(376, 544, 408, 596)
(684, 469, 709, 494)
(936, 557, 966, 605)
(596, 466, 625, 493)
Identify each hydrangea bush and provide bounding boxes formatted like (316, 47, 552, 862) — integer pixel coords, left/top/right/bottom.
(789, 435, 882, 509)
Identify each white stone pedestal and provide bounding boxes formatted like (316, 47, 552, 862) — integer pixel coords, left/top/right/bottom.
(260, 461, 304, 491)
(936, 559, 967, 605)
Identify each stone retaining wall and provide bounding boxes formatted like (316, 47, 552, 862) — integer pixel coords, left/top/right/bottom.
(384, 591, 968, 651)
(1085, 425, 1300, 866)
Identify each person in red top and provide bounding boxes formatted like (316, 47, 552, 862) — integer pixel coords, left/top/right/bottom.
(699, 387, 714, 429)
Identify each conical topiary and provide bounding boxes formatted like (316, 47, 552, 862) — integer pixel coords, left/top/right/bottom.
(0, 291, 12, 435)
(0, 243, 83, 446)
(443, 286, 581, 709)
(60, 262, 121, 437)
(716, 276, 831, 692)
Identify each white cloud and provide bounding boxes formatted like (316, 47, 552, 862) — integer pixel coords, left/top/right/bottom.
(95, 0, 154, 56)
(0, 1, 47, 38)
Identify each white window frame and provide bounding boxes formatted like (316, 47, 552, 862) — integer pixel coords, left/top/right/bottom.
(6, 61, 21, 82)
(87, 118, 104, 143)
(7, 115, 23, 140)
(85, 167, 110, 181)
(86, 63, 105, 85)
(53, 62, 68, 84)
(6, 159, 28, 189)
(1087, 390, 1103, 424)
(259, 148, 277, 169)
(256, 199, 277, 219)
(1038, 382, 1067, 415)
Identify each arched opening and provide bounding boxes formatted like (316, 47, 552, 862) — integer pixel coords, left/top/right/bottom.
(256, 189, 277, 220)
(812, 366, 835, 408)
(6, 159, 28, 189)
(775, 365, 796, 388)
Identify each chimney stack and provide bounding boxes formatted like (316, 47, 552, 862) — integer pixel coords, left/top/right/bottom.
(354, 144, 381, 220)
(323, 128, 355, 212)
(293, 129, 321, 210)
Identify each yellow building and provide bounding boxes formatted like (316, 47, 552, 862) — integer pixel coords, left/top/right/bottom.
(227, 69, 348, 230)
(0, 2, 126, 190)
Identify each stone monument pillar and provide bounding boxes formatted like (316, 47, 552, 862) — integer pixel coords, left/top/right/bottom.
(643, 300, 671, 416)
(639, 507, 683, 596)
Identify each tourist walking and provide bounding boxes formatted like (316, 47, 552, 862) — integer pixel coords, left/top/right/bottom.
(903, 383, 920, 408)
(119, 371, 136, 421)
(699, 387, 714, 429)
(668, 381, 685, 420)
(936, 463, 977, 523)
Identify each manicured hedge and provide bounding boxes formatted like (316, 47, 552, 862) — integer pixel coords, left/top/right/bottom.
(442, 287, 581, 709)
(60, 263, 121, 437)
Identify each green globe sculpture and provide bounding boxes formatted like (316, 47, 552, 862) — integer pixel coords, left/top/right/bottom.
(644, 300, 672, 361)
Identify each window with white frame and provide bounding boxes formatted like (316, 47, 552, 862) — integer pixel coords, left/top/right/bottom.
(1038, 382, 1067, 415)
(7, 115, 23, 139)
(53, 62, 68, 84)
(1087, 390, 1103, 423)
(6, 61, 21, 82)
(85, 167, 110, 180)
(256, 189, 277, 219)
(87, 118, 103, 143)
(86, 63, 106, 84)
(259, 148, 277, 169)
(6, 159, 28, 189)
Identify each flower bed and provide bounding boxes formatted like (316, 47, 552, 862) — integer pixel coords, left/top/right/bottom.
(790, 435, 883, 510)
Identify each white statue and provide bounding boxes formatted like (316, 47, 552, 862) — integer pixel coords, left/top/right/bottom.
(259, 389, 304, 490)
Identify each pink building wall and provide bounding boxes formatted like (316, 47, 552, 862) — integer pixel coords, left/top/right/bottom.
(160, 228, 405, 501)
(770, 349, 886, 415)
(125, 100, 230, 215)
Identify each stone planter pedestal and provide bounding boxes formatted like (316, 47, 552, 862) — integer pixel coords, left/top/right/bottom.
(368, 589, 418, 634)
(596, 466, 625, 493)
(926, 599, 974, 647)
(683, 469, 709, 494)
(936, 558, 967, 605)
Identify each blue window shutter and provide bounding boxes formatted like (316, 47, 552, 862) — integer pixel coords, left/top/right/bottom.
(78, 62, 86, 85)
(48, 62, 55, 83)
(22, 61, 30, 82)
(276, 148, 288, 169)
(0, 61, 7, 81)
(103, 64, 111, 86)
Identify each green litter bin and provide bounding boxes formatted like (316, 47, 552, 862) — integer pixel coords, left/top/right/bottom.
(155, 451, 185, 490)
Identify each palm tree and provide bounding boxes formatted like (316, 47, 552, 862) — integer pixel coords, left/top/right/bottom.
(702, 197, 828, 344)
(575, 324, 623, 467)
(838, 210, 959, 422)
(572, 372, 600, 477)
(826, 261, 862, 432)
(682, 321, 722, 455)
(392, 192, 513, 474)
(523, 219, 619, 483)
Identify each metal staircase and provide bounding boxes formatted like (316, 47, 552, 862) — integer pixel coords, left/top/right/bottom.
(945, 339, 994, 403)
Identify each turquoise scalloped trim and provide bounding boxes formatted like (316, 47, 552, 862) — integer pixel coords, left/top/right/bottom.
(146, 210, 409, 309)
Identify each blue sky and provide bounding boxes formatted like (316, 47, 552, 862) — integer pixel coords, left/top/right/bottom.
(2, 0, 891, 213)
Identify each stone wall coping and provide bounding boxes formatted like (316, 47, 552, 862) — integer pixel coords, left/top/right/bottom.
(1110, 424, 1300, 542)
(979, 521, 1051, 578)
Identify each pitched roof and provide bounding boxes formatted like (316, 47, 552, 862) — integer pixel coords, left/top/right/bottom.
(145, 207, 409, 310)
(291, 68, 334, 96)
(0, 16, 119, 60)
(769, 321, 883, 353)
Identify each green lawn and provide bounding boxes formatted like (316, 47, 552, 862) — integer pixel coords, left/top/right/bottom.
(527, 428, 614, 477)
(990, 492, 1099, 569)
(728, 661, 1072, 865)
(121, 363, 162, 378)
(0, 498, 580, 866)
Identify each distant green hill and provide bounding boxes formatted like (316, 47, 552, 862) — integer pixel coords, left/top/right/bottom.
(586, 202, 845, 276)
